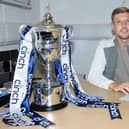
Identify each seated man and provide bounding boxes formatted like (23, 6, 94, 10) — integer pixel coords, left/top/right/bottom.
(88, 7, 129, 95)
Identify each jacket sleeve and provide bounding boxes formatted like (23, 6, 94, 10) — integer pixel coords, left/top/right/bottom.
(88, 41, 114, 89)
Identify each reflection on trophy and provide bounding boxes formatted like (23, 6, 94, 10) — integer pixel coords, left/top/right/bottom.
(31, 4, 67, 111)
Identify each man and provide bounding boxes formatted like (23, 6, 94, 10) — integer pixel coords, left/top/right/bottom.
(88, 7, 129, 95)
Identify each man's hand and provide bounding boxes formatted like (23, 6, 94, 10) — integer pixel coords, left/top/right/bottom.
(109, 82, 129, 95)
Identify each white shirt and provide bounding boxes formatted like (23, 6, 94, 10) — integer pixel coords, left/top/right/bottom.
(88, 38, 115, 89)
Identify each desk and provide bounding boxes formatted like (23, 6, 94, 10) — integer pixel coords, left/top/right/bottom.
(0, 77, 129, 129)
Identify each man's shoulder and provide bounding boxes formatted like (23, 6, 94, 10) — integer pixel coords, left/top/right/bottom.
(98, 38, 115, 48)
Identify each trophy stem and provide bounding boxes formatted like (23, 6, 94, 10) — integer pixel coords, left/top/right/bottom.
(44, 62, 54, 82)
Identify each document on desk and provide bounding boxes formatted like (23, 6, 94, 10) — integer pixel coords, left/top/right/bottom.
(120, 95, 129, 101)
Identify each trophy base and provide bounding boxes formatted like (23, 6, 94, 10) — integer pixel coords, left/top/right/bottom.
(31, 101, 68, 112)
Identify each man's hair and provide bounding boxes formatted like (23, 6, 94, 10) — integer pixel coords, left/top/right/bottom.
(112, 7, 129, 22)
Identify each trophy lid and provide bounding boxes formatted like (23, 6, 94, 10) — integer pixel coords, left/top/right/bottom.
(35, 1, 63, 32)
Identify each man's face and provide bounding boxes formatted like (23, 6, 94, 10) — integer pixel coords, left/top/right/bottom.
(112, 12, 129, 40)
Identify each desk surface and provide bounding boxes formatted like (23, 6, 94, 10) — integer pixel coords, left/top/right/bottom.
(0, 77, 129, 129)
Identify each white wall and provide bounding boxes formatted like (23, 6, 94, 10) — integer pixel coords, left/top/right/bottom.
(40, 0, 129, 75)
(40, 0, 129, 24)
(0, 0, 40, 51)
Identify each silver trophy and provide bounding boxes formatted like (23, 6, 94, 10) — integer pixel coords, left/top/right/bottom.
(31, 4, 67, 111)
